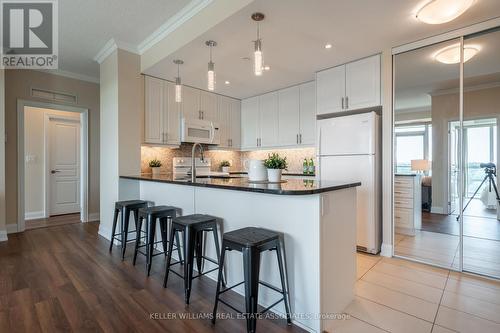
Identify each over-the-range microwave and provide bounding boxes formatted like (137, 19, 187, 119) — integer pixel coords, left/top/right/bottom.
(181, 118, 220, 145)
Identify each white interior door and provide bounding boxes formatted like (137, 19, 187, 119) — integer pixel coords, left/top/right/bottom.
(49, 118, 81, 215)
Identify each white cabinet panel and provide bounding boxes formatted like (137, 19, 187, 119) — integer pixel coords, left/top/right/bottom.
(241, 96, 259, 149)
(259, 92, 279, 147)
(200, 90, 218, 121)
(299, 81, 316, 145)
(217, 95, 231, 148)
(345, 54, 380, 110)
(144, 76, 164, 144)
(316, 65, 345, 115)
(165, 81, 181, 145)
(182, 86, 200, 120)
(278, 86, 300, 146)
(230, 99, 241, 149)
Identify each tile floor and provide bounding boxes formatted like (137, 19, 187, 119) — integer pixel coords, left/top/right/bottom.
(334, 253, 500, 333)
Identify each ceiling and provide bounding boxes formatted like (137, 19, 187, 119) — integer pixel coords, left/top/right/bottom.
(57, 0, 191, 80)
(395, 28, 500, 112)
(144, 0, 500, 99)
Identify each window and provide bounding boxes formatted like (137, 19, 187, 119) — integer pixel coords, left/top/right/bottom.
(395, 124, 432, 174)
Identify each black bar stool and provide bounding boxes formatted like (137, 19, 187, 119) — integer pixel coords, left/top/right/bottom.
(109, 200, 148, 260)
(132, 205, 183, 276)
(212, 227, 291, 333)
(163, 214, 223, 304)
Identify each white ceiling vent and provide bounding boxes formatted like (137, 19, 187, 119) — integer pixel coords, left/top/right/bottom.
(31, 88, 78, 104)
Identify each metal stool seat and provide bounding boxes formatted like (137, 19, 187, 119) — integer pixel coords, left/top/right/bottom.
(163, 214, 223, 304)
(132, 205, 182, 276)
(109, 200, 149, 260)
(212, 227, 291, 333)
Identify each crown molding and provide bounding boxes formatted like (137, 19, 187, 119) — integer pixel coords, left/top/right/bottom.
(94, 38, 140, 64)
(34, 69, 100, 84)
(137, 0, 213, 54)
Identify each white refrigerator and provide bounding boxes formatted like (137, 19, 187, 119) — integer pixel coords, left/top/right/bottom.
(317, 112, 381, 254)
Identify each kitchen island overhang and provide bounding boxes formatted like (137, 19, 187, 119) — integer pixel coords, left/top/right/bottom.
(116, 174, 360, 332)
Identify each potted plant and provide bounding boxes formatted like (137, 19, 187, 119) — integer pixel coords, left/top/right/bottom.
(149, 158, 162, 176)
(263, 153, 288, 182)
(220, 160, 231, 173)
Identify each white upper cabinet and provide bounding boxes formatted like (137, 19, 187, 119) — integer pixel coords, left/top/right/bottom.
(229, 98, 241, 149)
(144, 77, 164, 144)
(164, 82, 181, 145)
(345, 55, 380, 110)
(200, 90, 218, 121)
(278, 86, 300, 146)
(316, 65, 345, 115)
(316, 54, 380, 115)
(299, 82, 316, 145)
(241, 96, 259, 149)
(259, 92, 279, 147)
(181, 86, 201, 120)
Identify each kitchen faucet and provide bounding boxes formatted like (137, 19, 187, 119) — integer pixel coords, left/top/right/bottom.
(191, 143, 205, 182)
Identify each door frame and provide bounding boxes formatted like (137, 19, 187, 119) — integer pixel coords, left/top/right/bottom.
(44, 113, 81, 218)
(17, 99, 89, 232)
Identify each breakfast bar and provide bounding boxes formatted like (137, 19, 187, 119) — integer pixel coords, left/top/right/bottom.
(119, 174, 360, 332)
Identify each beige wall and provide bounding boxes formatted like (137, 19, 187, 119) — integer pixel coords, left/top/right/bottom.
(24, 107, 80, 216)
(431, 86, 500, 212)
(5, 70, 100, 228)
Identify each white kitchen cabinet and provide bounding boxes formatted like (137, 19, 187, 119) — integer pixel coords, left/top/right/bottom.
(316, 54, 380, 116)
(316, 65, 345, 115)
(144, 77, 180, 145)
(218, 96, 231, 148)
(200, 90, 218, 121)
(241, 96, 259, 149)
(345, 55, 380, 110)
(181, 86, 201, 120)
(259, 92, 279, 147)
(144, 77, 164, 144)
(299, 81, 316, 145)
(229, 98, 241, 149)
(278, 86, 300, 146)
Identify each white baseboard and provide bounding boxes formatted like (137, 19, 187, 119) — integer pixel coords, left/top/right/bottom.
(0, 230, 7, 242)
(25, 211, 45, 220)
(431, 206, 445, 214)
(6, 224, 18, 234)
(87, 212, 100, 222)
(381, 243, 393, 257)
(98, 226, 112, 241)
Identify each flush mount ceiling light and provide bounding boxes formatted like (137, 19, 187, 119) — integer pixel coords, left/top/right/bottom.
(416, 0, 475, 24)
(251, 12, 265, 76)
(324, 43, 333, 49)
(173, 59, 183, 102)
(433, 43, 480, 64)
(205, 40, 217, 91)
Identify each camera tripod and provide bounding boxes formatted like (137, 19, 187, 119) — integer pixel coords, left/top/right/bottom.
(456, 163, 500, 221)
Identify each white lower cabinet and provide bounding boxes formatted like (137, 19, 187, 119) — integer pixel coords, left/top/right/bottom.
(144, 76, 180, 145)
(240, 82, 316, 150)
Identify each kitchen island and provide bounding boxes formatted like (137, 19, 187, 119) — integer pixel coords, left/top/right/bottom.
(119, 174, 360, 332)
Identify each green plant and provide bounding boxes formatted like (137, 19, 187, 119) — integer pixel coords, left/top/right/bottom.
(149, 158, 162, 168)
(263, 153, 288, 170)
(220, 160, 231, 168)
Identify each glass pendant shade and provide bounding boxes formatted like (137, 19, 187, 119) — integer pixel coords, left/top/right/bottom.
(175, 77, 182, 103)
(208, 61, 215, 91)
(254, 39, 263, 76)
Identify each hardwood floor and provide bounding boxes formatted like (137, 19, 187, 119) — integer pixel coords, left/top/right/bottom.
(25, 213, 81, 230)
(0, 222, 304, 333)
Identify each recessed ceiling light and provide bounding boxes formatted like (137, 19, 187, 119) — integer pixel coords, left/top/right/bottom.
(224, 80, 230, 85)
(416, 0, 475, 24)
(433, 43, 479, 64)
(324, 43, 332, 49)
(264, 66, 270, 71)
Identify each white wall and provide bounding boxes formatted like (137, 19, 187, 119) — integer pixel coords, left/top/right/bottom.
(24, 107, 80, 218)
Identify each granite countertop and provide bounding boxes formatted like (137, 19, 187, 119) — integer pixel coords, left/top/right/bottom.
(120, 173, 360, 195)
(230, 171, 316, 177)
(395, 173, 418, 177)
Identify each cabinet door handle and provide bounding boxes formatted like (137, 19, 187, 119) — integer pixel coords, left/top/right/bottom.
(296, 134, 299, 144)
(299, 134, 302, 144)
(345, 96, 349, 109)
(341, 97, 344, 109)
(201, 111, 204, 119)
(164, 132, 168, 142)
(230, 139, 232, 147)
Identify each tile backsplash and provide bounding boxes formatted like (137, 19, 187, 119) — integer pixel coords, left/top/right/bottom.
(141, 144, 316, 174)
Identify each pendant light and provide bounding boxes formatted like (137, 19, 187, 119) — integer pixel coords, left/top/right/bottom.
(251, 12, 265, 76)
(173, 59, 183, 103)
(205, 40, 217, 91)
